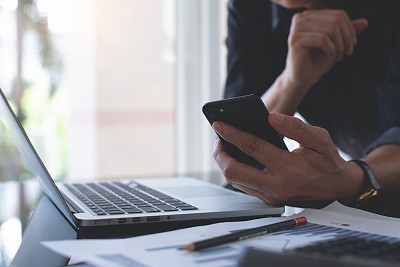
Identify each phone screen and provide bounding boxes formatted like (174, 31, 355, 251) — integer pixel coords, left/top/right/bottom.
(203, 95, 287, 170)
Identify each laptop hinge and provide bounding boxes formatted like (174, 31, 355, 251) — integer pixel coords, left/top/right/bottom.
(62, 193, 84, 213)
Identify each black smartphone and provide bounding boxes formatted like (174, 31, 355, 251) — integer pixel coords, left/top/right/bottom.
(202, 94, 288, 170)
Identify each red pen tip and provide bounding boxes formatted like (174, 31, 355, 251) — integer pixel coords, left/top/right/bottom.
(295, 216, 307, 226)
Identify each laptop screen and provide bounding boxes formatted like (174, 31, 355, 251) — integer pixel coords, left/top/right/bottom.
(0, 88, 76, 227)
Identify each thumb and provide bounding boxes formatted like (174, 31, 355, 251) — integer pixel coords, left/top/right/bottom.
(352, 18, 368, 35)
(268, 112, 326, 150)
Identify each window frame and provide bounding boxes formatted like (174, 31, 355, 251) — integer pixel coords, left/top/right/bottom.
(175, 0, 223, 175)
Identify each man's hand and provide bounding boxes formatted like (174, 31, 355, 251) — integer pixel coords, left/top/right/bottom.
(284, 9, 368, 93)
(261, 9, 368, 116)
(212, 112, 364, 205)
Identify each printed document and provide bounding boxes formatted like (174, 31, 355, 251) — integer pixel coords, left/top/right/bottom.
(43, 202, 400, 267)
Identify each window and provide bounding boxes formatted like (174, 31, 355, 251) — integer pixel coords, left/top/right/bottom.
(0, 1, 228, 264)
(175, 0, 227, 176)
(0, 0, 228, 182)
(63, 0, 176, 179)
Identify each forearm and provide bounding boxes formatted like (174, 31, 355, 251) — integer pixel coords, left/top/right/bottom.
(363, 144, 400, 193)
(261, 72, 309, 115)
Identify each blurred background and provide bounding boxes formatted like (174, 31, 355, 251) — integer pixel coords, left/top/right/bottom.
(0, 0, 229, 182)
(0, 0, 228, 264)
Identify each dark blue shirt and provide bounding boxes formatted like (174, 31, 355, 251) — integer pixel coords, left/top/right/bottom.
(225, 0, 400, 158)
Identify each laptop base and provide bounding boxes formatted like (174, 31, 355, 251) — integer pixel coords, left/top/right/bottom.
(77, 213, 280, 239)
(11, 194, 281, 267)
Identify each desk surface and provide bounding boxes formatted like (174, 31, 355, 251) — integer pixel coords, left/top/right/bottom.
(1, 172, 399, 267)
(0, 180, 40, 267)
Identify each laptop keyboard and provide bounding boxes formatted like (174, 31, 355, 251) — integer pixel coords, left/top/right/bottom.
(65, 181, 198, 216)
(293, 236, 400, 265)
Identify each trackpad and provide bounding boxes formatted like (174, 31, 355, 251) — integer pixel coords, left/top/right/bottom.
(161, 186, 236, 198)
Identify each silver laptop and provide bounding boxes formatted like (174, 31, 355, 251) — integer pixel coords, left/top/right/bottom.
(0, 88, 284, 236)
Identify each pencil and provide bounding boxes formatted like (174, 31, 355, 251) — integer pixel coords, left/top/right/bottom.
(180, 216, 307, 252)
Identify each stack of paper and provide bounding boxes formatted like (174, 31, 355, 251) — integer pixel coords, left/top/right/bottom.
(43, 202, 400, 267)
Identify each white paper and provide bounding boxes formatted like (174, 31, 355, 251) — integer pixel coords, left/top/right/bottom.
(322, 201, 400, 222)
(43, 203, 400, 267)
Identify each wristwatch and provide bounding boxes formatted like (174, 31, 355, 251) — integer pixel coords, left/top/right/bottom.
(348, 159, 381, 208)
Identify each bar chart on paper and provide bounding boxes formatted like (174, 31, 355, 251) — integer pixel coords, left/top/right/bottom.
(42, 203, 400, 267)
(95, 222, 400, 267)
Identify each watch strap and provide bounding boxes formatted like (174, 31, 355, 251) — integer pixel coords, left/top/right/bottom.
(348, 159, 381, 208)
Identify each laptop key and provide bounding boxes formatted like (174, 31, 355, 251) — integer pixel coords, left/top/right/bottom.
(154, 205, 178, 212)
(67, 181, 198, 216)
(139, 206, 161, 212)
(177, 206, 198, 210)
(103, 207, 122, 211)
(122, 208, 143, 214)
(146, 200, 165, 205)
(124, 209, 143, 214)
(120, 205, 134, 208)
(107, 210, 125, 215)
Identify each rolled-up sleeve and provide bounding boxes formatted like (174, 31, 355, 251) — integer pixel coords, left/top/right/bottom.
(365, 127, 400, 155)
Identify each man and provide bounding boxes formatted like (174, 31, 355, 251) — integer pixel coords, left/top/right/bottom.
(213, 0, 400, 215)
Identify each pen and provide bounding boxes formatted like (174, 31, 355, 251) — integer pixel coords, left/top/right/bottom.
(180, 216, 307, 252)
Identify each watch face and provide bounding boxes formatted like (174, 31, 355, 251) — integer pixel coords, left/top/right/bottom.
(354, 189, 379, 208)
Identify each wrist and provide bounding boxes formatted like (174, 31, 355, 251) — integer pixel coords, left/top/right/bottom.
(262, 72, 309, 114)
(340, 160, 381, 207)
(280, 66, 319, 93)
(338, 161, 365, 200)
(278, 70, 311, 97)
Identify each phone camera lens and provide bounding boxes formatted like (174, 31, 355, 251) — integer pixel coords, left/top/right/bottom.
(205, 109, 215, 116)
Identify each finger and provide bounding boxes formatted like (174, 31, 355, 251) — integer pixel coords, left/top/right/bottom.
(212, 121, 287, 168)
(337, 14, 356, 56)
(319, 10, 356, 56)
(299, 10, 356, 37)
(268, 112, 330, 153)
(352, 18, 369, 36)
(213, 139, 278, 191)
(288, 31, 337, 62)
(229, 183, 281, 205)
(232, 183, 312, 205)
(293, 10, 355, 59)
(299, 12, 368, 54)
(289, 12, 344, 61)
